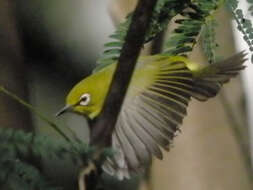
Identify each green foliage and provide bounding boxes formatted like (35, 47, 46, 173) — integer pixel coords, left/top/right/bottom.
(201, 16, 219, 63)
(0, 127, 115, 189)
(0, 125, 116, 190)
(247, 0, 253, 16)
(163, 0, 221, 56)
(94, 0, 224, 72)
(226, 0, 253, 62)
(94, 0, 190, 72)
(0, 128, 94, 189)
(0, 128, 59, 189)
(1, 160, 59, 190)
(96, 0, 253, 66)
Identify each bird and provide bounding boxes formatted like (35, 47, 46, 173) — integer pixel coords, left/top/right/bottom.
(56, 51, 247, 180)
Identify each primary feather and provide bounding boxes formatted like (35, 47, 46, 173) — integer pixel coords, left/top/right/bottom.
(64, 52, 247, 179)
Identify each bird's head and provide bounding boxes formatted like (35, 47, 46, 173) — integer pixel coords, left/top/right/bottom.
(56, 74, 108, 119)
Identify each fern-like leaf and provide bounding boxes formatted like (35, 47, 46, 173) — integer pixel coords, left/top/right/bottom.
(201, 16, 219, 63)
(163, 0, 221, 56)
(0, 128, 94, 190)
(226, 0, 253, 62)
(94, 0, 190, 73)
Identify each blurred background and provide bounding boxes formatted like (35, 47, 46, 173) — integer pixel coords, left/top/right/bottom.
(0, 0, 252, 189)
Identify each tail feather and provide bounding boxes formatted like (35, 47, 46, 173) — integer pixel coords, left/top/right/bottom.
(192, 51, 247, 101)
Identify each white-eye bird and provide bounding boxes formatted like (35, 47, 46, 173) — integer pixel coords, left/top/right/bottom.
(57, 52, 247, 180)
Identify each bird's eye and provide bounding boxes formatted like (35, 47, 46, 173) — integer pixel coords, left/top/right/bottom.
(79, 93, 91, 106)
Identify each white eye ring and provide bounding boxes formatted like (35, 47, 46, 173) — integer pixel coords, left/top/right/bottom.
(79, 93, 91, 106)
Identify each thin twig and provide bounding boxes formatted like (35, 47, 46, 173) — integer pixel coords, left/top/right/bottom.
(0, 86, 72, 143)
(151, 30, 166, 55)
(78, 162, 96, 190)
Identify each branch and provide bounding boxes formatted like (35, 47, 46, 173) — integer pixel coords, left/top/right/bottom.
(90, 0, 158, 145)
(151, 30, 166, 55)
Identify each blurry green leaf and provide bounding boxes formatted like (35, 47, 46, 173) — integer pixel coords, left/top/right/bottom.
(164, 0, 220, 56)
(95, 0, 190, 72)
(104, 41, 124, 48)
(226, 0, 253, 61)
(103, 49, 121, 56)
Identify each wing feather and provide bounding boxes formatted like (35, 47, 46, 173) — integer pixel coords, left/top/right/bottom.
(132, 107, 171, 148)
(128, 110, 163, 158)
(139, 95, 183, 127)
(141, 91, 187, 115)
(115, 120, 139, 170)
(120, 110, 150, 164)
(138, 98, 180, 135)
(101, 53, 247, 179)
(103, 60, 193, 179)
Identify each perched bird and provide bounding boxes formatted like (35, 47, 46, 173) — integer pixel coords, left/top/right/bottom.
(56, 52, 247, 180)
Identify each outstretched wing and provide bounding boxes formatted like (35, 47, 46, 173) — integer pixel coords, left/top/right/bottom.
(103, 56, 194, 179)
(102, 52, 247, 179)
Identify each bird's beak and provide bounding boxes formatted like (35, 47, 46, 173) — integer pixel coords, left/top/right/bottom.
(55, 104, 73, 117)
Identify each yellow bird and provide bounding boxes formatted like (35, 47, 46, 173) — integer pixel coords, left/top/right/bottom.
(57, 52, 247, 179)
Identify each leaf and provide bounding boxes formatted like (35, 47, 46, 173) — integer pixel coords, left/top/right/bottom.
(226, 1, 253, 60)
(94, 0, 189, 72)
(164, 0, 221, 56)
